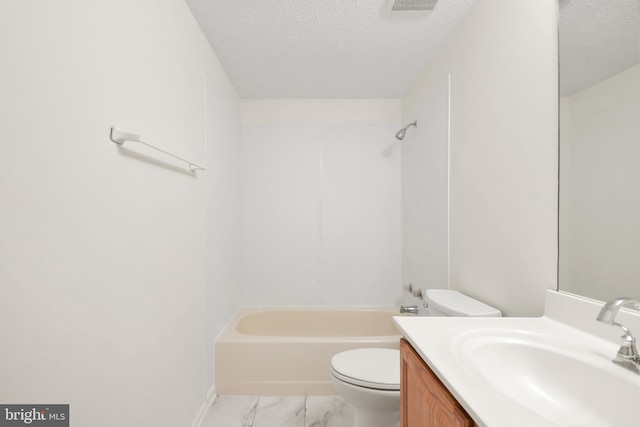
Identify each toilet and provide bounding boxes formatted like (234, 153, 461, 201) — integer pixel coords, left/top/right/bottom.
(330, 348, 401, 427)
(424, 289, 502, 317)
(329, 290, 501, 427)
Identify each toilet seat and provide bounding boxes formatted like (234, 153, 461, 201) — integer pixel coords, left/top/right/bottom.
(330, 348, 400, 391)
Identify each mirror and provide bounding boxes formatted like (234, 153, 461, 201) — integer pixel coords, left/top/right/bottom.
(558, 0, 640, 301)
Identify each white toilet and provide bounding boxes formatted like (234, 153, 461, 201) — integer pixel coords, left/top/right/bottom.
(424, 289, 502, 317)
(329, 290, 501, 427)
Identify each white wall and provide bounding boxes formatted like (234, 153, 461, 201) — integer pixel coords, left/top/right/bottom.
(404, 0, 559, 316)
(240, 100, 402, 306)
(0, 1, 562, 419)
(204, 78, 242, 390)
(0, 0, 239, 425)
(402, 76, 451, 309)
(559, 64, 640, 301)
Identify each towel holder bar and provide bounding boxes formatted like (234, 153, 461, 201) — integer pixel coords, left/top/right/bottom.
(110, 126, 206, 172)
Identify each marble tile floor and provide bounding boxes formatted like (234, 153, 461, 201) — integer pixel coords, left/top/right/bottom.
(200, 395, 354, 427)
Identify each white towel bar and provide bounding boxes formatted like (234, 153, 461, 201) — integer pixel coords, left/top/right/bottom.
(110, 126, 205, 172)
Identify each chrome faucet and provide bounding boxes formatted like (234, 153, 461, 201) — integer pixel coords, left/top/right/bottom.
(596, 297, 640, 373)
(400, 305, 419, 315)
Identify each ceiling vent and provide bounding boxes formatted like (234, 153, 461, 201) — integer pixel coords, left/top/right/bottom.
(388, 0, 439, 12)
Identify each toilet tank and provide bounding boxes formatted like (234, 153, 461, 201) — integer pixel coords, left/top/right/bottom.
(425, 289, 502, 317)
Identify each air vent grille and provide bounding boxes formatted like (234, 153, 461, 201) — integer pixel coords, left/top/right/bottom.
(388, 0, 439, 11)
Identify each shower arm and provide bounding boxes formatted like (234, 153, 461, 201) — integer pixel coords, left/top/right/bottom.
(395, 120, 418, 140)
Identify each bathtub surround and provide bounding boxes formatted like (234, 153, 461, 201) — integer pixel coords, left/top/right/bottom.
(0, 0, 240, 426)
(402, 76, 451, 298)
(240, 100, 402, 307)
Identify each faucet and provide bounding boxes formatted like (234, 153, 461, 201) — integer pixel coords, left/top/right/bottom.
(596, 297, 640, 373)
(401, 283, 426, 315)
(400, 305, 419, 315)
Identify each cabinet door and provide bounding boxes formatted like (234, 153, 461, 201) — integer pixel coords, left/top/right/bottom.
(400, 339, 475, 427)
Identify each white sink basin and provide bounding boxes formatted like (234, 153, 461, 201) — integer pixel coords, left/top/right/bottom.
(453, 329, 640, 426)
(394, 315, 640, 427)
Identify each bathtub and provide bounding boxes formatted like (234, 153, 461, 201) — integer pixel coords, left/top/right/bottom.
(215, 307, 402, 395)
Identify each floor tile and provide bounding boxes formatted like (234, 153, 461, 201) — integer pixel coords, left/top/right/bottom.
(252, 396, 305, 427)
(200, 395, 354, 427)
(305, 396, 353, 427)
(200, 395, 259, 427)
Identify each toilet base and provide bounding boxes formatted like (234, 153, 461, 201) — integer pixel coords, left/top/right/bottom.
(330, 374, 400, 427)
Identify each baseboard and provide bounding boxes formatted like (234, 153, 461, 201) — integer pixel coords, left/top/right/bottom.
(190, 385, 217, 427)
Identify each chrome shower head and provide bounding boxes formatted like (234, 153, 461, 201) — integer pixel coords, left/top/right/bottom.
(395, 120, 418, 140)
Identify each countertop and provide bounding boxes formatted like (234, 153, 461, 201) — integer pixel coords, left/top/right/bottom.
(393, 315, 622, 427)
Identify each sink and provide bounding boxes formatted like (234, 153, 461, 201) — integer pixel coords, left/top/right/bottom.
(394, 293, 640, 427)
(453, 329, 640, 426)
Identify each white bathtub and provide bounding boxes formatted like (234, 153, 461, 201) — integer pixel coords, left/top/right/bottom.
(215, 307, 402, 395)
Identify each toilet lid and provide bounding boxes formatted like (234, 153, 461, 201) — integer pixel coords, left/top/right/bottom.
(330, 348, 400, 391)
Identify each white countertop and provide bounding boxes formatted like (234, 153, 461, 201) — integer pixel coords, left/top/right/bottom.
(393, 315, 625, 427)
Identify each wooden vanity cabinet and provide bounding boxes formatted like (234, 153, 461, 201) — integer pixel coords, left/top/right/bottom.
(400, 338, 477, 427)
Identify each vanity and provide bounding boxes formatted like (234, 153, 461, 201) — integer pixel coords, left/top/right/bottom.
(394, 291, 640, 427)
(400, 338, 475, 427)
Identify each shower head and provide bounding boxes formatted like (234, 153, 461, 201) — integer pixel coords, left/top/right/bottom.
(395, 120, 418, 140)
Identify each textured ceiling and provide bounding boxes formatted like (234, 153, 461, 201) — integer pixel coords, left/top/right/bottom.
(559, 0, 640, 95)
(185, 0, 476, 98)
(186, 0, 640, 99)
